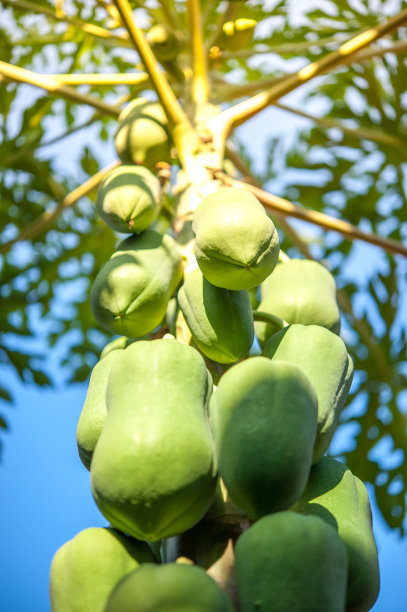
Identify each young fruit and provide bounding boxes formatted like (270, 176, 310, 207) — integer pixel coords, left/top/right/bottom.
(193, 187, 280, 290)
(256, 259, 341, 345)
(49, 527, 155, 612)
(178, 267, 254, 363)
(90, 339, 218, 542)
(234, 511, 348, 612)
(210, 357, 317, 518)
(264, 324, 354, 463)
(90, 229, 182, 338)
(96, 165, 160, 234)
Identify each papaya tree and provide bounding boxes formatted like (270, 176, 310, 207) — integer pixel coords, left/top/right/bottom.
(1, 0, 407, 609)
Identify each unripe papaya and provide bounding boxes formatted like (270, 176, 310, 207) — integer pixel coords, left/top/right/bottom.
(193, 187, 280, 290)
(90, 230, 182, 338)
(49, 527, 155, 612)
(76, 350, 121, 470)
(96, 165, 160, 234)
(219, 18, 257, 51)
(264, 324, 354, 463)
(256, 259, 341, 345)
(114, 98, 171, 169)
(234, 511, 348, 612)
(178, 267, 254, 364)
(100, 336, 137, 360)
(146, 24, 183, 62)
(105, 563, 234, 612)
(293, 457, 380, 612)
(210, 357, 317, 518)
(91, 339, 218, 541)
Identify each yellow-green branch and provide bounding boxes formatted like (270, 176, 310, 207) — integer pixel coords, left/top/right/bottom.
(187, 0, 210, 105)
(46, 72, 149, 87)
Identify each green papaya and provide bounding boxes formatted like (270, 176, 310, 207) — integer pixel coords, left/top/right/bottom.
(234, 511, 348, 612)
(76, 350, 121, 470)
(264, 324, 354, 463)
(293, 457, 380, 612)
(91, 339, 218, 541)
(90, 229, 182, 338)
(114, 98, 171, 169)
(193, 187, 280, 290)
(105, 563, 234, 612)
(146, 24, 183, 62)
(256, 259, 341, 346)
(100, 336, 137, 360)
(219, 18, 257, 51)
(96, 165, 160, 234)
(49, 527, 155, 612)
(178, 267, 254, 364)
(210, 357, 317, 518)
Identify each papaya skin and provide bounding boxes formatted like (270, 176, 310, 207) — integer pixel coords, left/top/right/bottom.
(234, 511, 348, 612)
(193, 187, 280, 290)
(178, 267, 254, 364)
(105, 563, 234, 612)
(293, 457, 380, 612)
(264, 324, 354, 463)
(49, 527, 155, 612)
(89, 230, 182, 338)
(96, 165, 160, 234)
(99, 336, 138, 360)
(210, 357, 318, 519)
(90, 339, 218, 542)
(256, 259, 341, 346)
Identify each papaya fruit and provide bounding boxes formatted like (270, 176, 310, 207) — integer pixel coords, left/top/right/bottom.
(114, 98, 171, 169)
(100, 336, 137, 360)
(293, 457, 380, 612)
(90, 229, 182, 338)
(210, 357, 317, 518)
(105, 563, 234, 612)
(96, 165, 160, 234)
(49, 526, 155, 612)
(256, 259, 341, 346)
(178, 267, 254, 364)
(219, 19, 257, 51)
(76, 349, 121, 470)
(234, 511, 348, 612)
(193, 187, 280, 290)
(146, 24, 183, 62)
(90, 339, 218, 541)
(264, 324, 354, 463)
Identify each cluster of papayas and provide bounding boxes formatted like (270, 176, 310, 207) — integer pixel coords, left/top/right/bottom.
(50, 92, 380, 612)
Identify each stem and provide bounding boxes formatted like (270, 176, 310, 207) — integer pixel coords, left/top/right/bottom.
(45, 72, 149, 86)
(0, 61, 120, 117)
(219, 34, 350, 60)
(0, 161, 120, 254)
(187, 0, 210, 105)
(211, 170, 407, 258)
(155, 0, 180, 30)
(252, 311, 286, 329)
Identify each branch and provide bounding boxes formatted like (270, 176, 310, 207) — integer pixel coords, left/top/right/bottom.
(217, 34, 349, 60)
(187, 0, 210, 105)
(45, 72, 149, 87)
(0, 61, 120, 117)
(211, 170, 407, 258)
(210, 8, 407, 141)
(0, 162, 120, 254)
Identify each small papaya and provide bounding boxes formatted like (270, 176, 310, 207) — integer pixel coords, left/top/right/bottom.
(293, 457, 380, 612)
(90, 229, 182, 338)
(91, 339, 218, 542)
(219, 18, 257, 51)
(256, 259, 341, 346)
(76, 350, 121, 470)
(264, 324, 354, 463)
(96, 165, 160, 234)
(234, 511, 348, 612)
(114, 98, 171, 169)
(146, 24, 183, 62)
(105, 563, 234, 612)
(178, 267, 254, 364)
(49, 527, 155, 612)
(193, 187, 280, 290)
(210, 357, 317, 518)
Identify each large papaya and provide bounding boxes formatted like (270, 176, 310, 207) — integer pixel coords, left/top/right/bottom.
(178, 267, 254, 364)
(114, 98, 171, 169)
(49, 527, 155, 612)
(99, 336, 137, 360)
(105, 563, 234, 612)
(234, 511, 348, 612)
(91, 339, 218, 541)
(210, 357, 317, 518)
(293, 457, 380, 612)
(256, 259, 341, 346)
(264, 324, 354, 463)
(96, 165, 160, 234)
(90, 229, 182, 338)
(193, 187, 280, 290)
